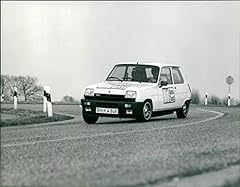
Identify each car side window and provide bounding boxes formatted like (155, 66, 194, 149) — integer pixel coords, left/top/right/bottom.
(160, 67, 173, 84)
(172, 67, 184, 84)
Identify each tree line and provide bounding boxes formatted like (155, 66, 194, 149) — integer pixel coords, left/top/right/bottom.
(1, 74, 238, 105)
(1, 75, 43, 102)
(191, 88, 239, 106)
(1, 75, 77, 103)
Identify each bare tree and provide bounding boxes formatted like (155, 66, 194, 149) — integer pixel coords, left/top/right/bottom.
(1, 75, 18, 100)
(61, 95, 75, 103)
(191, 88, 200, 104)
(1, 75, 43, 101)
(1, 75, 7, 95)
(222, 96, 228, 106)
(18, 76, 43, 101)
(209, 95, 222, 105)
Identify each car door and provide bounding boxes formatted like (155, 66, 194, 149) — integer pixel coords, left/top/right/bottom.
(158, 66, 176, 110)
(171, 67, 186, 108)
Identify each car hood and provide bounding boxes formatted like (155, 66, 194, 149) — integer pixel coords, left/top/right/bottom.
(87, 81, 155, 95)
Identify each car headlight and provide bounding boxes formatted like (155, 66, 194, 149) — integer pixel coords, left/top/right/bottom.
(125, 90, 137, 98)
(84, 88, 95, 96)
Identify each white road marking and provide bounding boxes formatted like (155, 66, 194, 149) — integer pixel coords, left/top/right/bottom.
(2, 109, 224, 148)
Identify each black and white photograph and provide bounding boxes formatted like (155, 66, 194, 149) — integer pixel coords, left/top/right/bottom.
(1, 1, 240, 187)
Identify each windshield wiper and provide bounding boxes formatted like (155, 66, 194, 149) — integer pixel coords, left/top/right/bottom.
(106, 76, 123, 82)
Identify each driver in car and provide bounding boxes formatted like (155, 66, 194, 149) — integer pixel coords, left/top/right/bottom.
(149, 67, 159, 83)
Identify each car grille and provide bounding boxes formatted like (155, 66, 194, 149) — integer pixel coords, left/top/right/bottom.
(95, 102, 119, 108)
(85, 94, 135, 102)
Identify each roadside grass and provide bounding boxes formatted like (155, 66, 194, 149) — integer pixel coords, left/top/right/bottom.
(222, 177, 240, 187)
(1, 108, 74, 127)
(176, 159, 240, 179)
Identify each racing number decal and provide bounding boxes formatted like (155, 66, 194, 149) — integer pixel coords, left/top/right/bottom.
(162, 87, 175, 104)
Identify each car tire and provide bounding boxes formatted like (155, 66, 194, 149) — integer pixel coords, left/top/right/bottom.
(176, 100, 190, 118)
(137, 101, 152, 122)
(82, 111, 99, 124)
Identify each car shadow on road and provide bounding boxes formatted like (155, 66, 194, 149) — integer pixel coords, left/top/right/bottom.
(96, 116, 178, 125)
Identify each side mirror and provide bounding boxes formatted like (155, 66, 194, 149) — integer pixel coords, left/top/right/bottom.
(159, 80, 168, 87)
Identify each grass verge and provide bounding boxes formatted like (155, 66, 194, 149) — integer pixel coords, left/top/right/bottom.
(1, 108, 74, 127)
(222, 177, 240, 187)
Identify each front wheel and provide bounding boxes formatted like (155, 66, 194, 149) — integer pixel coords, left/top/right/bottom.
(176, 101, 190, 118)
(136, 101, 152, 122)
(82, 111, 99, 124)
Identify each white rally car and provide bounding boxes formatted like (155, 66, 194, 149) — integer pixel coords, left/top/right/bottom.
(81, 62, 191, 124)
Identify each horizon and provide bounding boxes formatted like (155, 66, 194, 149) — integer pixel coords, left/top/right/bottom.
(1, 1, 240, 101)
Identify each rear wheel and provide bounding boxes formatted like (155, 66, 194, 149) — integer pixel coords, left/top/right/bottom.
(137, 101, 152, 122)
(176, 100, 190, 118)
(82, 110, 99, 124)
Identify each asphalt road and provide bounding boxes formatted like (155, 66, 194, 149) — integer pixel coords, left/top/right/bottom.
(1, 104, 240, 187)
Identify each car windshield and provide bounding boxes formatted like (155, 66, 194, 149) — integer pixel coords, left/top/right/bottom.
(106, 64, 160, 83)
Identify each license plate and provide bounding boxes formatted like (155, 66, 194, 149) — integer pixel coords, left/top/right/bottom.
(96, 107, 119, 115)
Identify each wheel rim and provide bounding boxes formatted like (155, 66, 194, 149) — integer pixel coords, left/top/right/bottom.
(183, 103, 188, 115)
(143, 102, 152, 120)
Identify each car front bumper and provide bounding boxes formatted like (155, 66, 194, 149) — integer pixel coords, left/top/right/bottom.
(80, 98, 144, 118)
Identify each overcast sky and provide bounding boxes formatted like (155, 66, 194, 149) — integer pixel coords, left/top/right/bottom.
(1, 1, 240, 101)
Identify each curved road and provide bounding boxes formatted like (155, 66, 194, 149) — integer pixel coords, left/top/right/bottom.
(1, 104, 240, 187)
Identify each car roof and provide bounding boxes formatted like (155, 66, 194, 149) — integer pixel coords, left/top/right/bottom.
(114, 61, 180, 68)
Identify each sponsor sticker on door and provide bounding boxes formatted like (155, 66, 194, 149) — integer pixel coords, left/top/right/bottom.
(163, 87, 175, 104)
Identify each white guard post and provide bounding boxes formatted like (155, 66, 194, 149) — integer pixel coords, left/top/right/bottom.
(14, 87, 17, 110)
(204, 92, 208, 106)
(45, 86, 53, 117)
(225, 76, 234, 107)
(228, 94, 231, 107)
(43, 86, 47, 112)
(1, 94, 4, 102)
